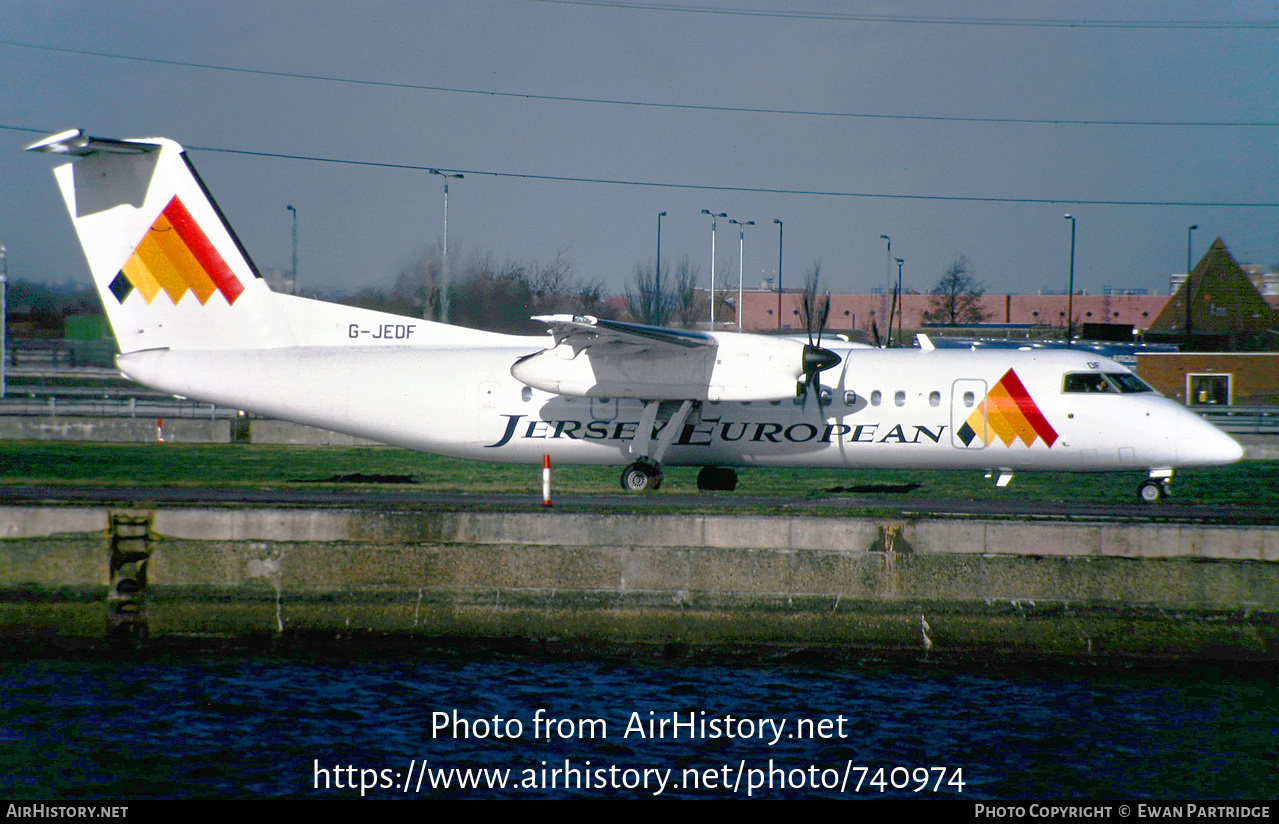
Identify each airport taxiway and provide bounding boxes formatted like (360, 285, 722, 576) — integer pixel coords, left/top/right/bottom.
(0, 484, 1271, 524)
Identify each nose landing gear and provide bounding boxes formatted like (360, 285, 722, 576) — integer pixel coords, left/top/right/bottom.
(1138, 479, 1169, 503)
(1138, 468, 1173, 503)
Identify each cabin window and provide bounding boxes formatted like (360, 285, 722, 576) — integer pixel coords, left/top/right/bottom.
(894, 390, 906, 407)
(963, 391, 975, 407)
(844, 390, 857, 406)
(929, 391, 941, 407)
(870, 390, 882, 406)
(521, 386, 533, 402)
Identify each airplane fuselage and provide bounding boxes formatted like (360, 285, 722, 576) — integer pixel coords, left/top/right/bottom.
(116, 321, 1238, 474)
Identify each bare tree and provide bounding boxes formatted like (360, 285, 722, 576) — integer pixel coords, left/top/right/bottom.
(798, 262, 830, 340)
(335, 244, 606, 332)
(923, 256, 988, 325)
(572, 281, 611, 319)
(670, 255, 706, 328)
(448, 248, 608, 333)
(528, 248, 606, 317)
(712, 255, 736, 327)
(397, 251, 440, 319)
(449, 252, 536, 332)
(625, 260, 675, 326)
(337, 250, 436, 317)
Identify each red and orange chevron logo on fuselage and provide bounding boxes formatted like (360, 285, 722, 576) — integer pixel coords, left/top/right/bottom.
(956, 368, 1058, 448)
(108, 196, 244, 306)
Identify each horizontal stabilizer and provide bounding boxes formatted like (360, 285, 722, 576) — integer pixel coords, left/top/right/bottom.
(26, 129, 161, 157)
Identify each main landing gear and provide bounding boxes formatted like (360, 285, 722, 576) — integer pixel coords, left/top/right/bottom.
(617, 399, 695, 493)
(620, 461, 663, 492)
(611, 400, 737, 494)
(619, 463, 740, 492)
(696, 466, 738, 491)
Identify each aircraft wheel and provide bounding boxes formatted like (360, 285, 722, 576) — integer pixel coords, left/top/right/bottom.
(621, 462, 659, 492)
(1138, 480, 1166, 503)
(697, 466, 738, 491)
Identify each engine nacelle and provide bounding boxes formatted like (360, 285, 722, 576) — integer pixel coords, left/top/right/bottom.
(512, 331, 837, 401)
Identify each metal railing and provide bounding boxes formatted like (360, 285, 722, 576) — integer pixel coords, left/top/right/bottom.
(1193, 405, 1279, 435)
(0, 395, 237, 420)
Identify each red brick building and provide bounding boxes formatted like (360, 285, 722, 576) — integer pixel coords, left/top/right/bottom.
(1134, 353, 1279, 406)
(737, 291, 1169, 337)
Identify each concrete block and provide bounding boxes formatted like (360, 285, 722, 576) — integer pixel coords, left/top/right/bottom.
(0, 506, 106, 538)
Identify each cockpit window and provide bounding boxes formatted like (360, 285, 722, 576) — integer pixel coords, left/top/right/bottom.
(1064, 373, 1112, 393)
(1104, 373, 1155, 393)
(1063, 372, 1155, 394)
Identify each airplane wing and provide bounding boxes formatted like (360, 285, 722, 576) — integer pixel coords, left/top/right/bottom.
(515, 315, 840, 402)
(531, 314, 714, 352)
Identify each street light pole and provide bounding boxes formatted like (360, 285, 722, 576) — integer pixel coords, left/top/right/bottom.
(894, 257, 904, 347)
(429, 169, 463, 323)
(880, 235, 891, 347)
(656, 211, 666, 325)
(1064, 214, 1076, 349)
(702, 210, 726, 327)
(730, 219, 754, 330)
(773, 219, 783, 329)
(1186, 224, 1198, 336)
(285, 205, 297, 295)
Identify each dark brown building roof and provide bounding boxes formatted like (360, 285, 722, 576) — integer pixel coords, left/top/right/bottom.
(1147, 238, 1277, 348)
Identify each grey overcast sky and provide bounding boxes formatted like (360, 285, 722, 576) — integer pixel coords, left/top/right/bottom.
(2, 0, 1276, 301)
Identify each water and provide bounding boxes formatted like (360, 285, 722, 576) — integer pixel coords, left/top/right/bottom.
(1, 650, 1274, 799)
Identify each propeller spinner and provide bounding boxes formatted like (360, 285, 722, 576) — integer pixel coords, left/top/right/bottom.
(798, 343, 841, 403)
(803, 343, 841, 376)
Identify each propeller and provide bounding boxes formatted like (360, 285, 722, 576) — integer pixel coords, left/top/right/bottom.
(798, 280, 840, 411)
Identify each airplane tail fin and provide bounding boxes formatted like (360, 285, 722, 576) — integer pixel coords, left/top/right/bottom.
(27, 129, 290, 353)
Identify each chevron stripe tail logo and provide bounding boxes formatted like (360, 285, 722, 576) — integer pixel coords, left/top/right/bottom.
(107, 196, 244, 307)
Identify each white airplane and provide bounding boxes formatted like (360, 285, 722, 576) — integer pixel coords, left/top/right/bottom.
(28, 129, 1244, 502)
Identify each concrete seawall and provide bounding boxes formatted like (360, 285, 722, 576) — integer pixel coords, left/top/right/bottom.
(2, 505, 1275, 663)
